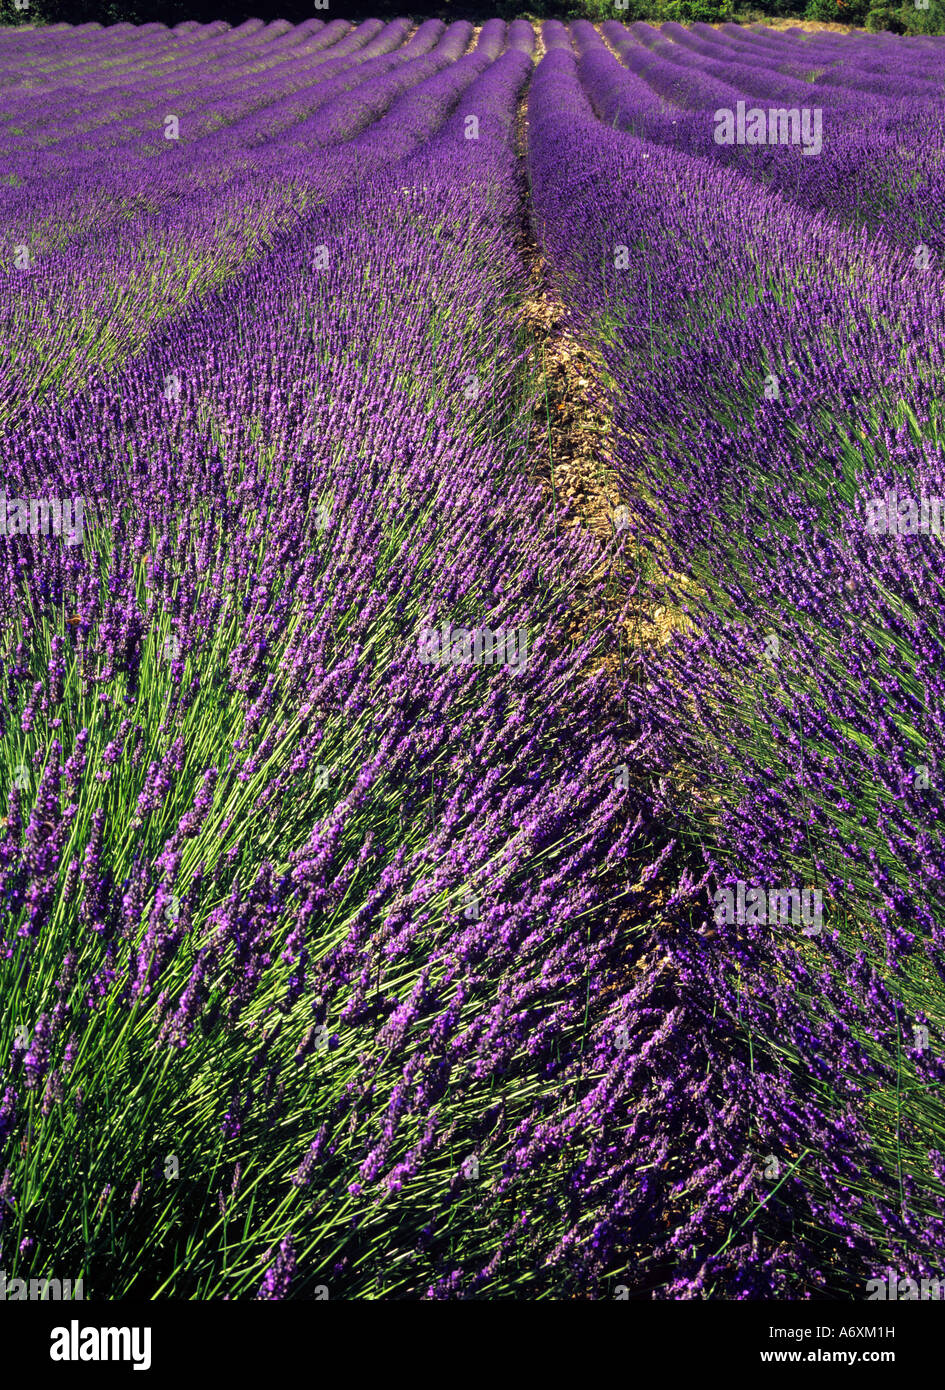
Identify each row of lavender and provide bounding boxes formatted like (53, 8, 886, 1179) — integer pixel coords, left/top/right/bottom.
(560, 19, 945, 256)
(4, 13, 942, 1301)
(0, 20, 537, 420)
(528, 29, 945, 1292)
(0, 22, 711, 1302)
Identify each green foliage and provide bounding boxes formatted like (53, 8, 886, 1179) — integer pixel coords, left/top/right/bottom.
(1, 0, 943, 33)
(570, 0, 627, 22)
(865, 0, 945, 32)
(570, 0, 735, 20)
(661, 0, 736, 18)
(0, 0, 37, 24)
(795, 0, 944, 23)
(866, 2, 907, 29)
(804, 0, 870, 24)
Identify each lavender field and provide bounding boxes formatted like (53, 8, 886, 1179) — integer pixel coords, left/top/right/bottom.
(0, 13, 943, 1304)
